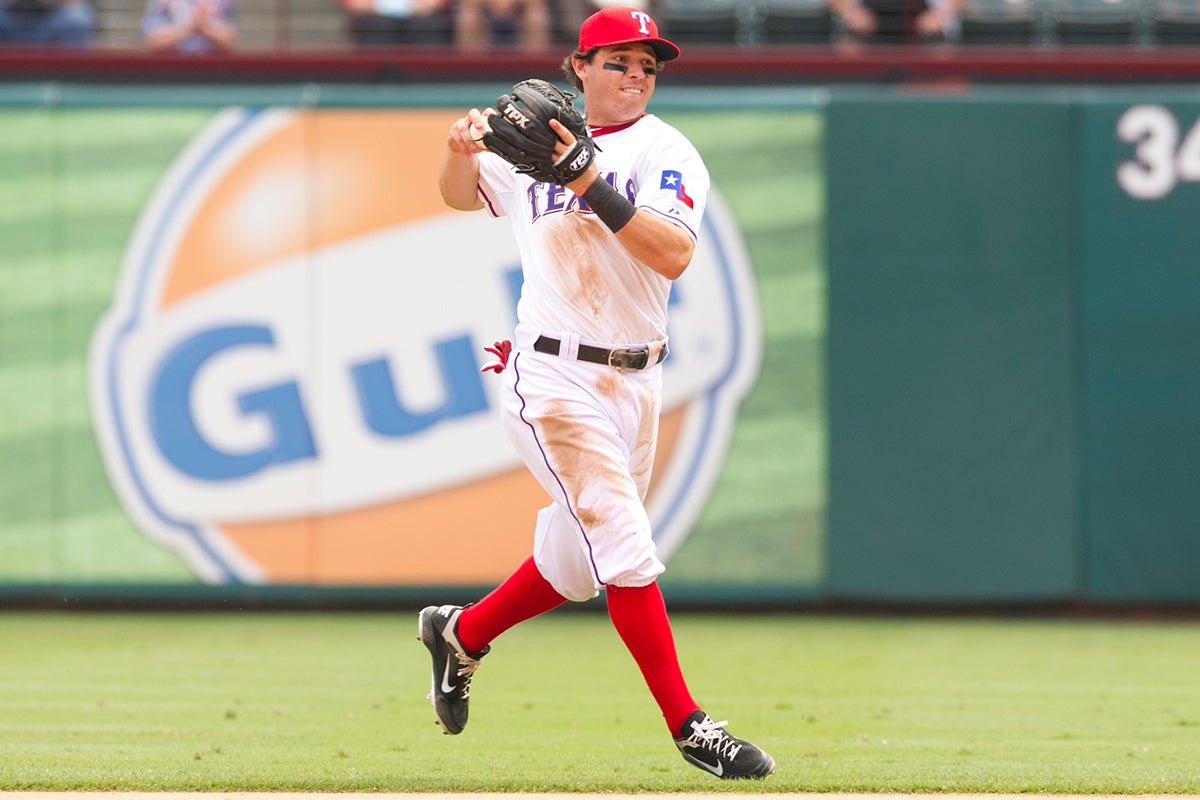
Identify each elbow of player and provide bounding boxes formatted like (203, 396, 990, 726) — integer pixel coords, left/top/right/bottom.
(672, 227, 700, 279)
(437, 180, 478, 211)
(662, 239, 697, 280)
(657, 253, 691, 281)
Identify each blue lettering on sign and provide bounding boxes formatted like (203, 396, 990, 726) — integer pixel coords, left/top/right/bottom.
(351, 335, 487, 437)
(149, 324, 317, 481)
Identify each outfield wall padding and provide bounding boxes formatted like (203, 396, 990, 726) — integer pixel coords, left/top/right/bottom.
(1076, 99, 1200, 602)
(826, 89, 1200, 603)
(4, 83, 1200, 605)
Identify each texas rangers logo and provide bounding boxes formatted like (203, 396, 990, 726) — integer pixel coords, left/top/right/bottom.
(88, 107, 761, 585)
(630, 10, 652, 34)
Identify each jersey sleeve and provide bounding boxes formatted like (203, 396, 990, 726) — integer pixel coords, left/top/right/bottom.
(633, 128, 710, 242)
(475, 152, 520, 218)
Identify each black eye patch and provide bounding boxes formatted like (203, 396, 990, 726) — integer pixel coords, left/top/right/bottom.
(602, 61, 656, 76)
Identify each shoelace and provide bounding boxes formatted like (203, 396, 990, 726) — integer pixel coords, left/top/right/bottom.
(683, 716, 743, 760)
(453, 650, 483, 699)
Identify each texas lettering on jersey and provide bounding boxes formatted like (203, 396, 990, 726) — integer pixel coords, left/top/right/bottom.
(526, 171, 635, 222)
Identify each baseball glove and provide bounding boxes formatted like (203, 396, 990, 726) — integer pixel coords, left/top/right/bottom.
(482, 79, 596, 185)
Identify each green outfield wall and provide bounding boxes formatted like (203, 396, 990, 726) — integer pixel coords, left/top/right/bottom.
(826, 88, 1200, 604)
(2, 83, 1198, 606)
(826, 95, 1078, 602)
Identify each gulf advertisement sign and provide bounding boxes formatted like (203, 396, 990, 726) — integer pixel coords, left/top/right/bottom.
(88, 107, 761, 586)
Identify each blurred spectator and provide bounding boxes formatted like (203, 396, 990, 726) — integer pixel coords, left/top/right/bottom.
(340, 0, 452, 46)
(829, 0, 963, 44)
(0, 0, 94, 47)
(455, 0, 550, 50)
(143, 0, 237, 52)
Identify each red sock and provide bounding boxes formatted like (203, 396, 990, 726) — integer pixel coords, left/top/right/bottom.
(606, 582, 699, 734)
(455, 556, 566, 653)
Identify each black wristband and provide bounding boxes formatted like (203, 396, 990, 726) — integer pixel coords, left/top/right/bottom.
(581, 177, 637, 233)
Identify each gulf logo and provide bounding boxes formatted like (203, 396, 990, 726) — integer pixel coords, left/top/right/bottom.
(88, 107, 762, 586)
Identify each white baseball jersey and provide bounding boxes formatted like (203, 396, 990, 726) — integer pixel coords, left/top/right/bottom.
(477, 113, 709, 347)
(475, 113, 710, 601)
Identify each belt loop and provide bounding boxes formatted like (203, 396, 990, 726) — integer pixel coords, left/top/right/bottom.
(651, 341, 666, 365)
(561, 332, 581, 361)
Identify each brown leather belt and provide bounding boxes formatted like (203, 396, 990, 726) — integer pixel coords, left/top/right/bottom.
(533, 335, 667, 371)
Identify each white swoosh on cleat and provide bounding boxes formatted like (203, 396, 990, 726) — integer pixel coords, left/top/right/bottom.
(441, 661, 457, 695)
(683, 752, 723, 777)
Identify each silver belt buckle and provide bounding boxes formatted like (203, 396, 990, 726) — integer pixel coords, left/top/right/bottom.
(608, 348, 649, 371)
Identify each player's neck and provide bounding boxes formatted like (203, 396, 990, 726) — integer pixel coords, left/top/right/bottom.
(586, 113, 646, 135)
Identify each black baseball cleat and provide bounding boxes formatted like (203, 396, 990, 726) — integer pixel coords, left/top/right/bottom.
(673, 710, 776, 779)
(417, 604, 490, 735)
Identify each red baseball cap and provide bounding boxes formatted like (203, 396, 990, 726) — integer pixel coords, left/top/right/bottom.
(578, 6, 681, 62)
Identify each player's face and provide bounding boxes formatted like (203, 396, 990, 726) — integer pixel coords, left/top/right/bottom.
(575, 43, 658, 127)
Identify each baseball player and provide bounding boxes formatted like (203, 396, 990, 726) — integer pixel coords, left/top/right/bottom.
(420, 6, 775, 780)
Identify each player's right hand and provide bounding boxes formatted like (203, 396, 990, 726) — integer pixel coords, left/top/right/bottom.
(448, 108, 493, 156)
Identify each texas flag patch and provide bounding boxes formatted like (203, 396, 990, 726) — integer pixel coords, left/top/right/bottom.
(660, 169, 694, 209)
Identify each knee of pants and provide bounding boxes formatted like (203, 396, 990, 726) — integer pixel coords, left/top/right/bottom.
(532, 505, 664, 602)
(533, 507, 601, 602)
(600, 550, 666, 589)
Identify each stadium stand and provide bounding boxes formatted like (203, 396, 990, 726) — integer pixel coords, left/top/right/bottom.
(1048, 0, 1144, 44)
(657, 0, 742, 44)
(958, 0, 1042, 45)
(761, 0, 833, 43)
(78, 0, 1200, 51)
(1151, 0, 1200, 43)
(279, 0, 354, 48)
(93, 0, 143, 48)
(658, 0, 832, 45)
(94, 0, 352, 49)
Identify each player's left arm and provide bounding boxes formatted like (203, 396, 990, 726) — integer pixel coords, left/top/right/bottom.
(556, 121, 702, 281)
(604, 199, 695, 281)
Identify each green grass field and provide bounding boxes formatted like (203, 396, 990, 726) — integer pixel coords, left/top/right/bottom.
(1, 611, 1198, 793)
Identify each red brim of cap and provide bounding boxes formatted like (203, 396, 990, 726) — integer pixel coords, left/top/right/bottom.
(603, 36, 680, 62)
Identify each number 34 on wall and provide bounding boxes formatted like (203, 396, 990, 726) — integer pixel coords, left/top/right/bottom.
(1117, 105, 1200, 200)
